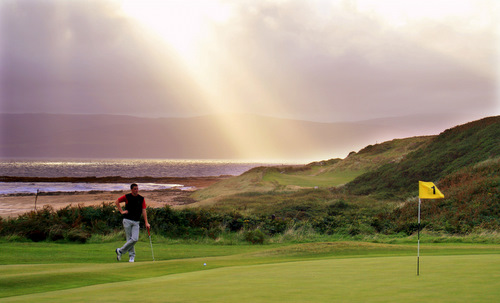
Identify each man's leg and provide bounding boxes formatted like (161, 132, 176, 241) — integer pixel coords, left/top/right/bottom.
(120, 219, 139, 256)
(128, 221, 139, 259)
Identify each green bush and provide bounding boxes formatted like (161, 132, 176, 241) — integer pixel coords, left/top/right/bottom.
(66, 228, 90, 243)
(27, 230, 47, 242)
(244, 229, 266, 244)
(48, 224, 65, 241)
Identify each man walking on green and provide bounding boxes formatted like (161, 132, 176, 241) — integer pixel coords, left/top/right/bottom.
(115, 183, 150, 262)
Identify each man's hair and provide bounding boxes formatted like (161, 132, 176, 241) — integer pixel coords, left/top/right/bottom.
(130, 183, 138, 190)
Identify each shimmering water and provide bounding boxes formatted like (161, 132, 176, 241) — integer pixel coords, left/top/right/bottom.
(0, 159, 285, 178)
(0, 182, 188, 195)
(0, 159, 291, 194)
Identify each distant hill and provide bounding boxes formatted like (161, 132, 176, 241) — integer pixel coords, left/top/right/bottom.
(346, 116, 500, 198)
(0, 112, 478, 161)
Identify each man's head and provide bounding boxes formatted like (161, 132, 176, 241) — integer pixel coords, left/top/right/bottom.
(130, 183, 139, 196)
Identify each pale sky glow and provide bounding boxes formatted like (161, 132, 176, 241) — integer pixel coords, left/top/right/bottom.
(120, 0, 232, 63)
(356, 0, 475, 25)
(356, 0, 496, 79)
(2, 0, 497, 120)
(1, 0, 499, 160)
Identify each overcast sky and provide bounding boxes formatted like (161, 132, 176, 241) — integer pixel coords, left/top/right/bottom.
(1, 0, 498, 122)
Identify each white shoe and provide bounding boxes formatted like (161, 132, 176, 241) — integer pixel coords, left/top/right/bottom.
(116, 248, 122, 261)
(129, 257, 135, 263)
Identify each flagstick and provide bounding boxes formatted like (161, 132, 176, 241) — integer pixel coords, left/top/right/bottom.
(417, 198, 421, 276)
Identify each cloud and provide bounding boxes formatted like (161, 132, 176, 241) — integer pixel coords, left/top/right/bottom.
(210, 0, 496, 121)
(1, 0, 205, 115)
(0, 0, 497, 122)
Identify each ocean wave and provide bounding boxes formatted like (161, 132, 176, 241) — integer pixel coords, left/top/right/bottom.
(0, 182, 187, 195)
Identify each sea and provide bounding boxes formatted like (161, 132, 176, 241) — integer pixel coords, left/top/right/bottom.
(0, 159, 289, 194)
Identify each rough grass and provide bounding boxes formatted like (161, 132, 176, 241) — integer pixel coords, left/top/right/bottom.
(189, 136, 431, 204)
(188, 186, 395, 219)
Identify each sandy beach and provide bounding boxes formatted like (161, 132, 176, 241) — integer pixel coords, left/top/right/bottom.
(0, 176, 227, 218)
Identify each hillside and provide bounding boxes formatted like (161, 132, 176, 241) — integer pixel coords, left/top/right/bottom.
(384, 157, 499, 234)
(191, 136, 432, 203)
(187, 116, 499, 234)
(191, 116, 498, 208)
(346, 116, 500, 198)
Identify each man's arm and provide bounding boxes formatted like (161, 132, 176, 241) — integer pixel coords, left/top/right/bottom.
(115, 199, 128, 214)
(142, 199, 150, 229)
(142, 208, 150, 229)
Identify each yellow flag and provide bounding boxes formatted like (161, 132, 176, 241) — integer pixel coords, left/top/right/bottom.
(419, 181, 444, 199)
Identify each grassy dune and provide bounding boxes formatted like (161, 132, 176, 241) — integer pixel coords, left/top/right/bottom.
(1, 241, 499, 301)
(191, 136, 430, 204)
(186, 118, 498, 235)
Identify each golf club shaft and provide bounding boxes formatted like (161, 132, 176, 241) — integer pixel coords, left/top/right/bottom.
(147, 226, 155, 261)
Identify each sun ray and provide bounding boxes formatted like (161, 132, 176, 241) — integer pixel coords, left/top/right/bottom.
(119, 0, 321, 160)
(120, 0, 231, 63)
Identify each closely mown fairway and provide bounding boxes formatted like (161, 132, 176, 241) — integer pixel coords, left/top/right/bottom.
(1, 241, 499, 302)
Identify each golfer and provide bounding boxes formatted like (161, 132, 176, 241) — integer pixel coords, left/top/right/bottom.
(115, 183, 150, 263)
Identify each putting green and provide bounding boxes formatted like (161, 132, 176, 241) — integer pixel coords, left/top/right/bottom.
(2, 254, 499, 302)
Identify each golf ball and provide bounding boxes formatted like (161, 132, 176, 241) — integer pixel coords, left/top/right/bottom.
(203, 263, 207, 266)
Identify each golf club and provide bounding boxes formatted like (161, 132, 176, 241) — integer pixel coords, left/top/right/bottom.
(147, 226, 155, 261)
